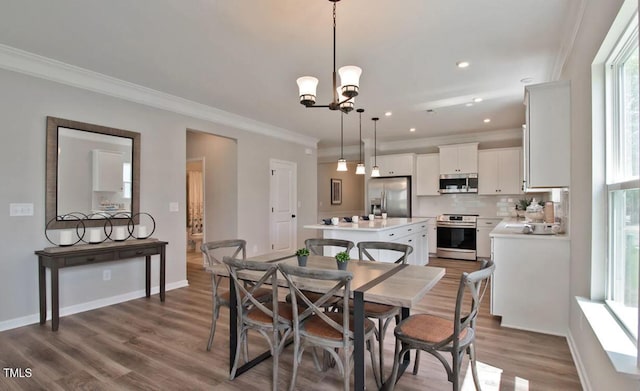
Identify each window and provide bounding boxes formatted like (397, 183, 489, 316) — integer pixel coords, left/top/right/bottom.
(123, 162, 132, 199)
(605, 16, 639, 340)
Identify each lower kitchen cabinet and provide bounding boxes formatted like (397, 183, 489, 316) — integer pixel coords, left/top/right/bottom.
(476, 218, 501, 259)
(426, 218, 437, 255)
(490, 234, 570, 336)
(312, 219, 430, 266)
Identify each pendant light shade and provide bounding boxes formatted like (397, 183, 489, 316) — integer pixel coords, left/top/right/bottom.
(337, 112, 348, 172)
(297, 76, 319, 106)
(371, 117, 380, 177)
(338, 66, 362, 98)
(355, 108, 365, 175)
(337, 159, 348, 171)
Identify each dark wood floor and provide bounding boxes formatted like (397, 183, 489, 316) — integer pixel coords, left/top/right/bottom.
(0, 255, 581, 390)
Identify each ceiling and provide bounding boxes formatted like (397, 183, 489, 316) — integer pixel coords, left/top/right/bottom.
(0, 0, 582, 149)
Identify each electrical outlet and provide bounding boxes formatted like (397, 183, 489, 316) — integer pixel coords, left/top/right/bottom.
(103, 270, 111, 281)
(9, 203, 34, 216)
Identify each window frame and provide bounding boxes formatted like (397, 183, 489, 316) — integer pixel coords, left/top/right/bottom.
(603, 15, 639, 341)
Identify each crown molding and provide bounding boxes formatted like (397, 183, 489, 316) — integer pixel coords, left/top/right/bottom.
(0, 44, 319, 148)
(317, 127, 522, 162)
(379, 128, 522, 152)
(551, 0, 586, 79)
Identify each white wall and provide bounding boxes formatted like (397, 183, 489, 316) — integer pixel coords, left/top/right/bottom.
(0, 67, 317, 329)
(563, 0, 639, 389)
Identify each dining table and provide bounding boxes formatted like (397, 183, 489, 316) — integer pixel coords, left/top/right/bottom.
(224, 252, 446, 390)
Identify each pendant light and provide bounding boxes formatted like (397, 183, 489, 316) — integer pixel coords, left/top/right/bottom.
(355, 108, 366, 175)
(337, 112, 348, 171)
(371, 117, 380, 177)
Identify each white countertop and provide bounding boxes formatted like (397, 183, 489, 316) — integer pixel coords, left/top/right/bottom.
(490, 217, 570, 240)
(304, 217, 430, 232)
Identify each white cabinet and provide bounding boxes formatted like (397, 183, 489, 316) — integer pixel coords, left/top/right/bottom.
(438, 143, 478, 174)
(478, 148, 522, 195)
(426, 218, 437, 255)
(416, 154, 440, 196)
(524, 80, 570, 188)
(320, 220, 430, 266)
(476, 218, 501, 258)
(92, 150, 123, 192)
(491, 233, 570, 336)
(373, 153, 415, 176)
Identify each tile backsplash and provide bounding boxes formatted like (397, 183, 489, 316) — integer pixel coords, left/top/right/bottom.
(415, 192, 559, 219)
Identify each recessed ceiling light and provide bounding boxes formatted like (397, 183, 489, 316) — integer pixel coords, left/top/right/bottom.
(385, 111, 392, 117)
(456, 61, 470, 68)
(465, 103, 474, 107)
(409, 128, 416, 132)
(473, 97, 483, 103)
(520, 77, 534, 83)
(483, 118, 491, 123)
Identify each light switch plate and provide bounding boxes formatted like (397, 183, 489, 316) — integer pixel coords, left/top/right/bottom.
(169, 202, 179, 212)
(10, 203, 34, 216)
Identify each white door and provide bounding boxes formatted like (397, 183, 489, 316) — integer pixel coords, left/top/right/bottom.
(270, 159, 297, 252)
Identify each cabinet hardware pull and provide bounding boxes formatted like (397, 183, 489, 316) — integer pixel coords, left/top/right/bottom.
(389, 233, 394, 236)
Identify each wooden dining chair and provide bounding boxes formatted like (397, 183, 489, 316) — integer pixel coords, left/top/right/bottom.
(354, 241, 413, 380)
(305, 238, 355, 256)
(386, 259, 495, 391)
(223, 257, 293, 391)
(200, 239, 271, 351)
(287, 238, 355, 310)
(278, 263, 380, 391)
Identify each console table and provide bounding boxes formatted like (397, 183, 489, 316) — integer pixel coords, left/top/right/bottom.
(35, 238, 168, 331)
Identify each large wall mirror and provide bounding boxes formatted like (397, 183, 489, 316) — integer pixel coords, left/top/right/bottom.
(46, 117, 141, 229)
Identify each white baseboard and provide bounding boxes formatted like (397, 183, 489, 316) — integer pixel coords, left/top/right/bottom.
(498, 320, 567, 337)
(567, 329, 592, 391)
(0, 280, 189, 332)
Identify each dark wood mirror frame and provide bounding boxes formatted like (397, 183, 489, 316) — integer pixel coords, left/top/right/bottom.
(45, 116, 141, 230)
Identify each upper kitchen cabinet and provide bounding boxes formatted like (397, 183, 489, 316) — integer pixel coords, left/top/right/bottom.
(524, 80, 570, 188)
(373, 153, 415, 176)
(438, 143, 478, 174)
(478, 148, 522, 195)
(416, 154, 440, 196)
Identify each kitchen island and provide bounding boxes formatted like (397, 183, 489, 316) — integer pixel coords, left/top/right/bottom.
(304, 217, 430, 265)
(489, 217, 570, 336)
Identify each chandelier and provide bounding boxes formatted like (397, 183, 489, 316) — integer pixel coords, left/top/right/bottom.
(296, 0, 361, 113)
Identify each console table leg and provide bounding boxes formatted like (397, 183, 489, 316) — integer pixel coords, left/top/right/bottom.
(51, 266, 59, 331)
(145, 256, 151, 298)
(38, 258, 46, 325)
(160, 247, 165, 302)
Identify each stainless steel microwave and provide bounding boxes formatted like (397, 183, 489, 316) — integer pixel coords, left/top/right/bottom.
(439, 173, 478, 193)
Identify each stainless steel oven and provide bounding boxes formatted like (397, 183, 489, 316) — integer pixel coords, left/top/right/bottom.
(436, 214, 477, 261)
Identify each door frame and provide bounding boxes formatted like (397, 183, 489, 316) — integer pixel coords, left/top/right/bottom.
(269, 159, 297, 252)
(187, 156, 206, 257)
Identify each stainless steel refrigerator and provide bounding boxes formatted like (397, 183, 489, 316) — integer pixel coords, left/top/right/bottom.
(368, 176, 411, 217)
